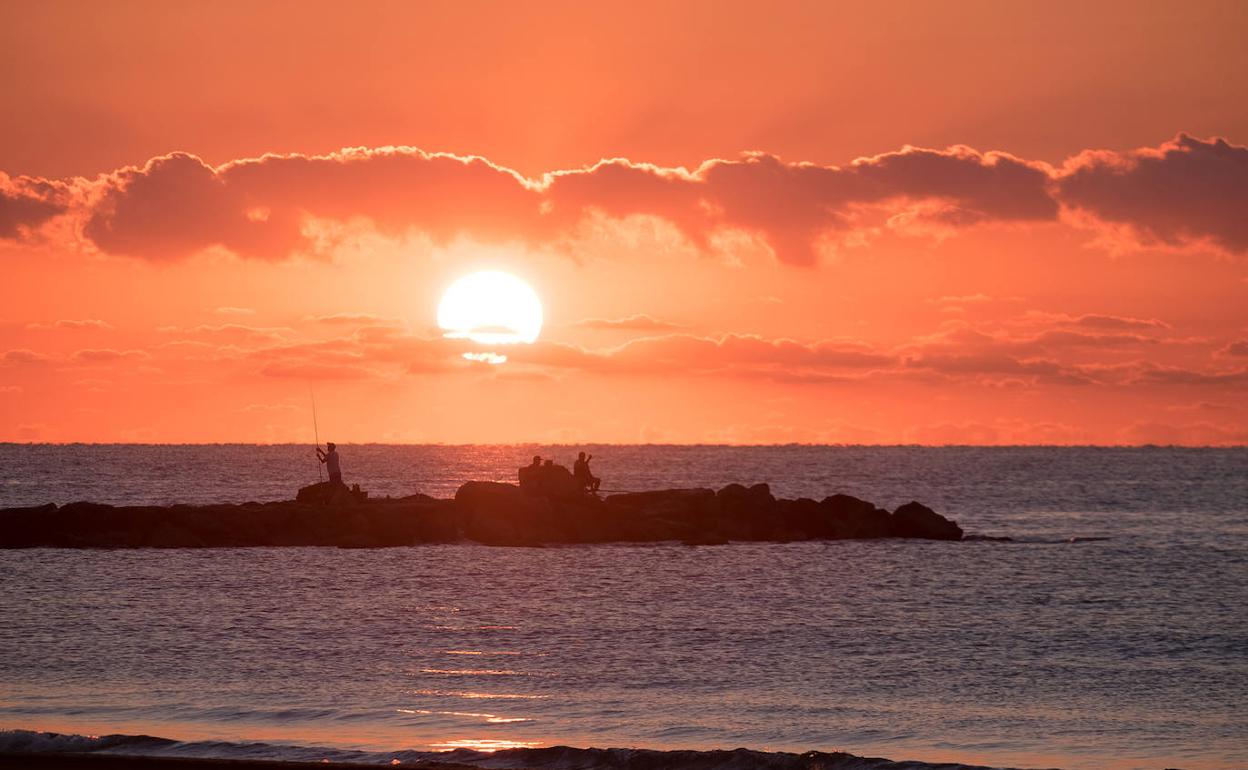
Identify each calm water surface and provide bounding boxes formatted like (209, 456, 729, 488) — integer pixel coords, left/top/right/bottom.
(1, 445, 1246, 770)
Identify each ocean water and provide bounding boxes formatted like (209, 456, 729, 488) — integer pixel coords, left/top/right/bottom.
(0, 445, 1245, 770)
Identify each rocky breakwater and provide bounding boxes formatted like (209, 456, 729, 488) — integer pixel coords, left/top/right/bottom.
(0, 480, 962, 548)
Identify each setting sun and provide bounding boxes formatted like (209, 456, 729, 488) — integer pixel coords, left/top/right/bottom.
(437, 271, 543, 363)
(438, 270, 543, 344)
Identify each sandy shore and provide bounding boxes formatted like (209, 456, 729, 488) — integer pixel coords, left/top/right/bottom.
(0, 754, 481, 770)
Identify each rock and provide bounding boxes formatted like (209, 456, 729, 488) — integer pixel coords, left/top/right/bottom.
(455, 480, 529, 511)
(455, 481, 547, 545)
(819, 494, 892, 538)
(606, 488, 715, 511)
(296, 481, 366, 506)
(889, 501, 963, 541)
(535, 463, 583, 499)
(774, 497, 822, 539)
(606, 489, 717, 541)
(0, 479, 968, 548)
(716, 483, 777, 539)
(0, 503, 58, 547)
(681, 534, 730, 546)
(145, 521, 204, 548)
(364, 500, 458, 546)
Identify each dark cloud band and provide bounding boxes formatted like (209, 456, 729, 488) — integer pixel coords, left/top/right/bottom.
(3, 134, 1244, 262)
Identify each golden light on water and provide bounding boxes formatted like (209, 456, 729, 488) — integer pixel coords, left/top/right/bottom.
(430, 739, 542, 752)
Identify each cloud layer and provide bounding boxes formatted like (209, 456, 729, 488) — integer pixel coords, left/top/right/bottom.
(4, 134, 1244, 263)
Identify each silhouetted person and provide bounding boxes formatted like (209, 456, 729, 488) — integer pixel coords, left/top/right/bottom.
(573, 451, 600, 494)
(317, 442, 343, 485)
(526, 458, 578, 499)
(518, 455, 543, 493)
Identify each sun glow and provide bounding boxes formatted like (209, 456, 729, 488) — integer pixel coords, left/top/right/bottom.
(437, 271, 543, 348)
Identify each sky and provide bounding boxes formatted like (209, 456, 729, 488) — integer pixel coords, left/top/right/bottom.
(1, 0, 1246, 445)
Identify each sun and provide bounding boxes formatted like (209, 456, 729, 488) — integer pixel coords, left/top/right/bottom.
(437, 271, 543, 358)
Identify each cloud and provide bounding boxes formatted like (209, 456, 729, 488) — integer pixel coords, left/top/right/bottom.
(26, 319, 114, 331)
(5, 134, 1245, 263)
(1165, 401, 1234, 413)
(1117, 419, 1248, 446)
(1058, 134, 1248, 254)
(69, 348, 149, 364)
(904, 419, 1092, 445)
(81, 149, 542, 261)
(573, 314, 684, 331)
(13, 424, 48, 441)
(1132, 366, 1248, 386)
(903, 321, 1157, 363)
(927, 293, 1024, 306)
(508, 333, 897, 378)
(160, 323, 291, 345)
(237, 403, 301, 413)
(1218, 339, 1248, 357)
(545, 146, 1056, 264)
(0, 173, 69, 238)
(891, 315, 1206, 387)
(224, 314, 1246, 394)
(257, 362, 379, 380)
(2, 349, 52, 365)
(463, 352, 507, 365)
(214, 306, 256, 316)
(304, 313, 398, 326)
(234, 328, 898, 384)
(1057, 314, 1169, 332)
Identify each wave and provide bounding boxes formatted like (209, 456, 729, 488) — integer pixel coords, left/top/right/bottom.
(962, 534, 1112, 544)
(0, 729, 1028, 770)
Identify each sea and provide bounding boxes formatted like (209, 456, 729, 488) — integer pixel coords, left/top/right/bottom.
(1, 444, 1245, 770)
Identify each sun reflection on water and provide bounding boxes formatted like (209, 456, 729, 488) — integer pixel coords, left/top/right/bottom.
(396, 708, 534, 724)
(430, 739, 542, 752)
(408, 689, 548, 700)
(419, 668, 528, 676)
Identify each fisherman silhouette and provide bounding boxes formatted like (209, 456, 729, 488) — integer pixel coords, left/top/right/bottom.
(316, 442, 343, 485)
(573, 451, 600, 494)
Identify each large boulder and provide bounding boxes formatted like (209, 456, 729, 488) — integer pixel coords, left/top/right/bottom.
(296, 481, 366, 506)
(605, 488, 715, 511)
(0, 503, 57, 547)
(889, 501, 963, 541)
(773, 497, 822, 540)
(56, 502, 171, 547)
(521, 462, 584, 500)
(604, 488, 717, 541)
(363, 499, 459, 546)
(819, 494, 892, 538)
(455, 481, 548, 545)
(714, 483, 777, 539)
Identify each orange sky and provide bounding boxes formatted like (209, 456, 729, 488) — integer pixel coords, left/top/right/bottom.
(1, 0, 1246, 444)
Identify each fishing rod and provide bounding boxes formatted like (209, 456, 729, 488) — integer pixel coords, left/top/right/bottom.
(310, 383, 324, 482)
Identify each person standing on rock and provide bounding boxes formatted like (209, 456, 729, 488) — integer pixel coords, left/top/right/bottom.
(316, 442, 343, 486)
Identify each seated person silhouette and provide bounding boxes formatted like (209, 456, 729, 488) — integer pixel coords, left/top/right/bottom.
(573, 451, 600, 494)
(534, 458, 579, 499)
(518, 455, 543, 494)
